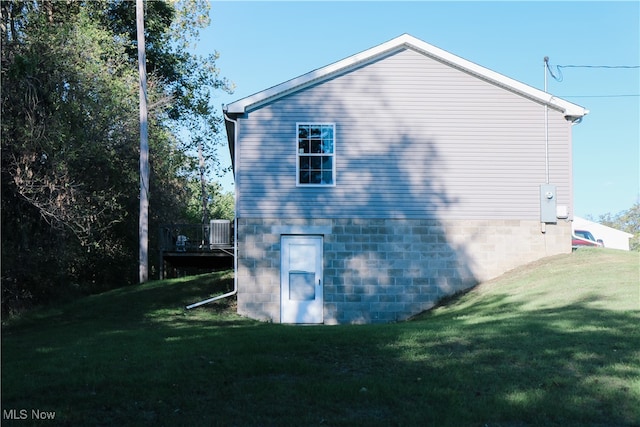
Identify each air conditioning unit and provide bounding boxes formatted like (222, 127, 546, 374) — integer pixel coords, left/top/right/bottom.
(209, 219, 231, 246)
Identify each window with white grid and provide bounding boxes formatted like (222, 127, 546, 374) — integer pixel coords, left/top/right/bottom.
(296, 123, 335, 186)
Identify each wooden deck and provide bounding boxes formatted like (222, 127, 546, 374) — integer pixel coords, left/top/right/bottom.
(159, 222, 234, 279)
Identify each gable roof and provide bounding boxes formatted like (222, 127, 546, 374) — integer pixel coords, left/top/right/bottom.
(223, 33, 588, 121)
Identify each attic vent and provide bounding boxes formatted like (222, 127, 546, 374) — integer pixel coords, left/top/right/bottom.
(210, 220, 231, 246)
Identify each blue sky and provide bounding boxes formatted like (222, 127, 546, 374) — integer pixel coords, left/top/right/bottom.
(197, 1, 639, 219)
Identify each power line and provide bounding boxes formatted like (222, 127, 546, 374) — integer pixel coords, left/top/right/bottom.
(545, 59, 640, 82)
(558, 94, 640, 99)
(558, 65, 640, 69)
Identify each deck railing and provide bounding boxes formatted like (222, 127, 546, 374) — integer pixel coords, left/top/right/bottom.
(159, 220, 233, 253)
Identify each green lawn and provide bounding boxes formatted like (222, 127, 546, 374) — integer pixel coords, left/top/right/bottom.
(2, 249, 639, 426)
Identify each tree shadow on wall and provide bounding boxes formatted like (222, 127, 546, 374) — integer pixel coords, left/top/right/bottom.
(236, 51, 481, 322)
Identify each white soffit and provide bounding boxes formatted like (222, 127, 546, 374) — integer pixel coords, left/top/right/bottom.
(224, 34, 588, 119)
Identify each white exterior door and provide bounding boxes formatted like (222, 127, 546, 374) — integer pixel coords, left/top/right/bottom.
(281, 236, 323, 324)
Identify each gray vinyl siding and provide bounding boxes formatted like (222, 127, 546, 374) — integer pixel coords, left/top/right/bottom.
(236, 48, 573, 220)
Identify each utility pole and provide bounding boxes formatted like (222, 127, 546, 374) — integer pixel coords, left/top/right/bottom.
(137, 0, 149, 283)
(199, 142, 208, 221)
(199, 141, 208, 247)
(543, 56, 550, 184)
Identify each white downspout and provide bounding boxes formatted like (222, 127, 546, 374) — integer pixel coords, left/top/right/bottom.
(186, 108, 239, 310)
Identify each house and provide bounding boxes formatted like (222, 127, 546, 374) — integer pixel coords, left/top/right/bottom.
(572, 216, 633, 250)
(222, 34, 588, 324)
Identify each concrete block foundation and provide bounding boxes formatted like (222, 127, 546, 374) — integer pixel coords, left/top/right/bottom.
(236, 218, 571, 324)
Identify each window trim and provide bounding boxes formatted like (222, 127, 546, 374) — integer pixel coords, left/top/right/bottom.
(295, 122, 336, 187)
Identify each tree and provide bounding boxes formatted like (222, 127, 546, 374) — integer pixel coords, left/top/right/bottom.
(1, 1, 232, 314)
(184, 180, 234, 224)
(3, 3, 135, 241)
(2, 3, 140, 311)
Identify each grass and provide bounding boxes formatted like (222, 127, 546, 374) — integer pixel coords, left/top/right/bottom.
(2, 248, 639, 426)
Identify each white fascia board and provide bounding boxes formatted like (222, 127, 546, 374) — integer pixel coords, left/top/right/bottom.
(225, 34, 588, 120)
(403, 35, 588, 119)
(224, 38, 407, 114)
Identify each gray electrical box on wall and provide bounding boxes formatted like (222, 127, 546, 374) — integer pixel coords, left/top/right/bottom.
(540, 184, 557, 223)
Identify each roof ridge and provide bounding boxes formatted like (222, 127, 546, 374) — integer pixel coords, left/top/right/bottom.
(224, 34, 588, 121)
